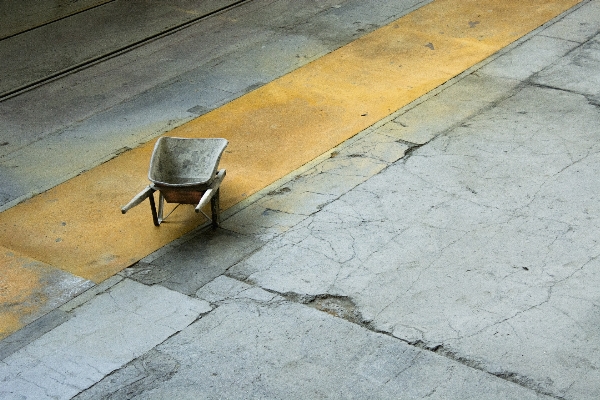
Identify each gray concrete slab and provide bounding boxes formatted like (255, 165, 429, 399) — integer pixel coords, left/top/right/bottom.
(0, 0, 110, 39)
(387, 74, 520, 145)
(221, 131, 407, 241)
(539, 0, 600, 43)
(532, 36, 600, 97)
(0, 279, 211, 399)
(124, 228, 265, 296)
(0, 309, 70, 362)
(478, 35, 579, 81)
(76, 278, 548, 399)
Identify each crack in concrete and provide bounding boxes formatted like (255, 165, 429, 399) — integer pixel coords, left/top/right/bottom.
(520, 149, 598, 215)
(460, 253, 598, 347)
(238, 280, 570, 399)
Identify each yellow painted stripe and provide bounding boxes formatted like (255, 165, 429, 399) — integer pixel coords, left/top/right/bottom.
(0, 0, 581, 288)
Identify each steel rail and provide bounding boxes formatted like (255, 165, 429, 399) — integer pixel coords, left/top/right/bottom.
(0, 0, 254, 102)
(0, 0, 116, 41)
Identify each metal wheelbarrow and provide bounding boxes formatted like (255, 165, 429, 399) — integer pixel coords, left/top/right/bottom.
(121, 137, 228, 227)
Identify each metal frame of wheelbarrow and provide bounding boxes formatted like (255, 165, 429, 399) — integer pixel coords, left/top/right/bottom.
(121, 137, 228, 228)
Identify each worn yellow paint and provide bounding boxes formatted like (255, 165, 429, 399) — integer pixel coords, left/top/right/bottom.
(0, 247, 51, 339)
(0, 0, 581, 285)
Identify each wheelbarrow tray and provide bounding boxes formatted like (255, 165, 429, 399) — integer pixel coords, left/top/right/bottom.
(149, 137, 228, 188)
(122, 137, 228, 227)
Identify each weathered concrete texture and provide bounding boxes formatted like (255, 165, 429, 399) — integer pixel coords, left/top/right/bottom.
(0, 309, 69, 361)
(226, 47, 600, 399)
(478, 35, 579, 81)
(78, 278, 548, 399)
(1, 2, 598, 399)
(0, 0, 242, 94)
(284, 0, 426, 46)
(0, 0, 111, 39)
(387, 74, 520, 145)
(0, 276, 124, 362)
(539, 0, 600, 43)
(124, 229, 264, 296)
(0, 279, 211, 399)
(532, 35, 600, 96)
(72, 349, 181, 400)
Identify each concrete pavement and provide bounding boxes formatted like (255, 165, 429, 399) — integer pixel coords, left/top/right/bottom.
(2, 0, 600, 398)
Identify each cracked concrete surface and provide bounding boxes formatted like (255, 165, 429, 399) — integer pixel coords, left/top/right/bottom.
(78, 278, 550, 399)
(0, 280, 210, 399)
(2, 1, 600, 399)
(222, 14, 600, 399)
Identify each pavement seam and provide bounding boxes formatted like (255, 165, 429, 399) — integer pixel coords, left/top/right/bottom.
(199, 272, 565, 399)
(69, 300, 214, 399)
(243, 276, 572, 398)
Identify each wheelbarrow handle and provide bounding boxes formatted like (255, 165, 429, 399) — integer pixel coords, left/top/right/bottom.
(194, 169, 226, 213)
(121, 186, 155, 214)
(195, 188, 214, 212)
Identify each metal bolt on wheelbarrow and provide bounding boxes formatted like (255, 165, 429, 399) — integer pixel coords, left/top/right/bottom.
(121, 137, 228, 227)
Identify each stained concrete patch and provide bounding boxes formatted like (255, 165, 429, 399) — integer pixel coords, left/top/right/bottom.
(221, 202, 309, 241)
(75, 291, 549, 399)
(72, 349, 180, 400)
(340, 132, 410, 163)
(256, 153, 389, 217)
(126, 228, 265, 296)
(239, 142, 394, 223)
(0, 279, 211, 399)
(387, 74, 519, 145)
(288, 0, 427, 47)
(0, 247, 93, 340)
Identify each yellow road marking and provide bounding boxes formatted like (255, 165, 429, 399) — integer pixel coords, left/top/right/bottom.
(0, 0, 580, 290)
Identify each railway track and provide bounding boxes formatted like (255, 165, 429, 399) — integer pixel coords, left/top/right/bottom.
(0, 0, 254, 101)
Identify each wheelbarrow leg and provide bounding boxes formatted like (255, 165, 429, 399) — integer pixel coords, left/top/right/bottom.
(157, 192, 165, 225)
(122, 186, 162, 227)
(148, 191, 160, 227)
(210, 188, 221, 229)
